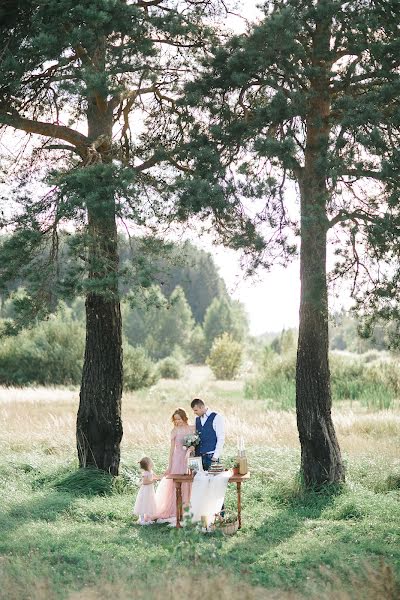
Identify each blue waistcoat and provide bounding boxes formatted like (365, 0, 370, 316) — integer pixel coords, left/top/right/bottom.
(195, 412, 217, 456)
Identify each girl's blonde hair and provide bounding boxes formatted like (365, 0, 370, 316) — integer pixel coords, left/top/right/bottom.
(171, 407, 189, 424)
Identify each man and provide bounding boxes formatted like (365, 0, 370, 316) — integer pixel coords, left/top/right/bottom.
(191, 398, 225, 471)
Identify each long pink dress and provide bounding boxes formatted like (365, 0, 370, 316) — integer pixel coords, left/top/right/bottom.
(155, 425, 194, 520)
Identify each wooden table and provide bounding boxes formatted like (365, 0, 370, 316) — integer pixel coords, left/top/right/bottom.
(166, 472, 250, 529)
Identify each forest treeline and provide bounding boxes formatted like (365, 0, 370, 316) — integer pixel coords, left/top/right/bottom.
(1, 231, 395, 390)
(0, 234, 248, 385)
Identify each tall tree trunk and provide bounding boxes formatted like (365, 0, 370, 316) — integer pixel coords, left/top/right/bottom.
(76, 50, 123, 475)
(296, 7, 345, 486)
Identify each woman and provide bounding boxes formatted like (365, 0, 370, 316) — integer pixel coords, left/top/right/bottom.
(155, 408, 194, 522)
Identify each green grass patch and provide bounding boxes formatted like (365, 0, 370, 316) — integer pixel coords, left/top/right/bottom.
(0, 448, 399, 599)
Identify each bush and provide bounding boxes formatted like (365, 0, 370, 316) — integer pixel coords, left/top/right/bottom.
(158, 356, 183, 379)
(0, 304, 159, 390)
(244, 375, 295, 409)
(245, 346, 296, 406)
(123, 344, 159, 390)
(330, 354, 397, 407)
(53, 467, 115, 496)
(245, 347, 400, 409)
(0, 309, 85, 386)
(207, 332, 242, 380)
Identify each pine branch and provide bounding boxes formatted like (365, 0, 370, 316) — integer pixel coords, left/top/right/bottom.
(328, 209, 378, 229)
(132, 152, 191, 173)
(0, 110, 89, 156)
(341, 169, 383, 180)
(43, 144, 83, 156)
(109, 85, 159, 112)
(148, 37, 204, 48)
(135, 0, 165, 6)
(133, 155, 161, 172)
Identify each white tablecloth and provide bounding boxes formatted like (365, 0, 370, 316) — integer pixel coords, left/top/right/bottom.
(189, 470, 231, 523)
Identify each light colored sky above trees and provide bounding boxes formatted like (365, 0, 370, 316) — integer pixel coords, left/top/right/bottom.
(209, 242, 301, 336)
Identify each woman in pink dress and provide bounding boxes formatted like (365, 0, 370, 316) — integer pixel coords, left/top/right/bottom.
(155, 408, 194, 522)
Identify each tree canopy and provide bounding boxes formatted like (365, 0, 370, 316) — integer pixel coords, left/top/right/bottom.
(176, 0, 400, 485)
(0, 0, 232, 474)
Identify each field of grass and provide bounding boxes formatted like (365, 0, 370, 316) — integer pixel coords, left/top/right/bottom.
(1, 365, 399, 599)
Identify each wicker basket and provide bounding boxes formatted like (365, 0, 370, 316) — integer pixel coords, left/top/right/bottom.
(208, 518, 239, 535)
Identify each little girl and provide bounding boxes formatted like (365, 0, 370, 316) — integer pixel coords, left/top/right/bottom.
(133, 456, 158, 525)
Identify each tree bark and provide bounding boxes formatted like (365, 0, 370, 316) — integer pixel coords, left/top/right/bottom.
(296, 6, 345, 487)
(76, 43, 123, 475)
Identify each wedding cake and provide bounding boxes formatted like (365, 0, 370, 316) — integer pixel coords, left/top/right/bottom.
(208, 462, 224, 475)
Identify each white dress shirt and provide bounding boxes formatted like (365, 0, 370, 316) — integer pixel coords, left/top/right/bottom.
(199, 408, 225, 460)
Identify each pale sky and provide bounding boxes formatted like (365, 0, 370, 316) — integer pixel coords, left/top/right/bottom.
(212, 246, 300, 336)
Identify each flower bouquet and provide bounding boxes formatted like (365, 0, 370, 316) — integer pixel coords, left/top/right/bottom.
(182, 431, 200, 449)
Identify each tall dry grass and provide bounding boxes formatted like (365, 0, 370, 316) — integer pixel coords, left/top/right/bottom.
(1, 562, 397, 600)
(1, 365, 399, 459)
(66, 562, 400, 600)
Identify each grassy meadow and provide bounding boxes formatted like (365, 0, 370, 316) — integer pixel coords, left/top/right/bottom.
(0, 365, 399, 599)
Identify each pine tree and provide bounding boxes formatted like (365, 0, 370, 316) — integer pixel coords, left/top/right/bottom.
(119, 238, 229, 323)
(203, 296, 248, 352)
(180, 0, 400, 485)
(0, 0, 224, 474)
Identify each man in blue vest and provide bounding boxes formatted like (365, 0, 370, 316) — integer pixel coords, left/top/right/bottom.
(191, 398, 225, 471)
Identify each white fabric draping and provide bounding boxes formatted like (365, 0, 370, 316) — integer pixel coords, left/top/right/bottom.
(189, 470, 231, 523)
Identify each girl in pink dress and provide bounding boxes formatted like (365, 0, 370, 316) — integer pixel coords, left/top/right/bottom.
(155, 408, 194, 522)
(133, 456, 158, 525)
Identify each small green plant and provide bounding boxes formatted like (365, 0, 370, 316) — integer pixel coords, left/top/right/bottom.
(225, 457, 240, 469)
(214, 511, 238, 526)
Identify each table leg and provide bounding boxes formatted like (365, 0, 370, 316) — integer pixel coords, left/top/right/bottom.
(175, 482, 182, 528)
(179, 484, 183, 523)
(237, 481, 242, 529)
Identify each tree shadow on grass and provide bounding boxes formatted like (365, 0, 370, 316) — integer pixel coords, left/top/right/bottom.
(211, 484, 346, 584)
(219, 484, 399, 590)
(0, 465, 121, 538)
(0, 491, 75, 539)
(3, 473, 382, 595)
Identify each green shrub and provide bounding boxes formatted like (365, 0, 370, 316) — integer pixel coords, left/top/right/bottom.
(375, 471, 400, 493)
(245, 375, 296, 408)
(207, 332, 242, 380)
(158, 356, 183, 379)
(0, 305, 159, 390)
(245, 346, 296, 406)
(330, 354, 396, 408)
(0, 309, 85, 386)
(123, 344, 159, 390)
(245, 347, 400, 409)
(330, 354, 367, 400)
